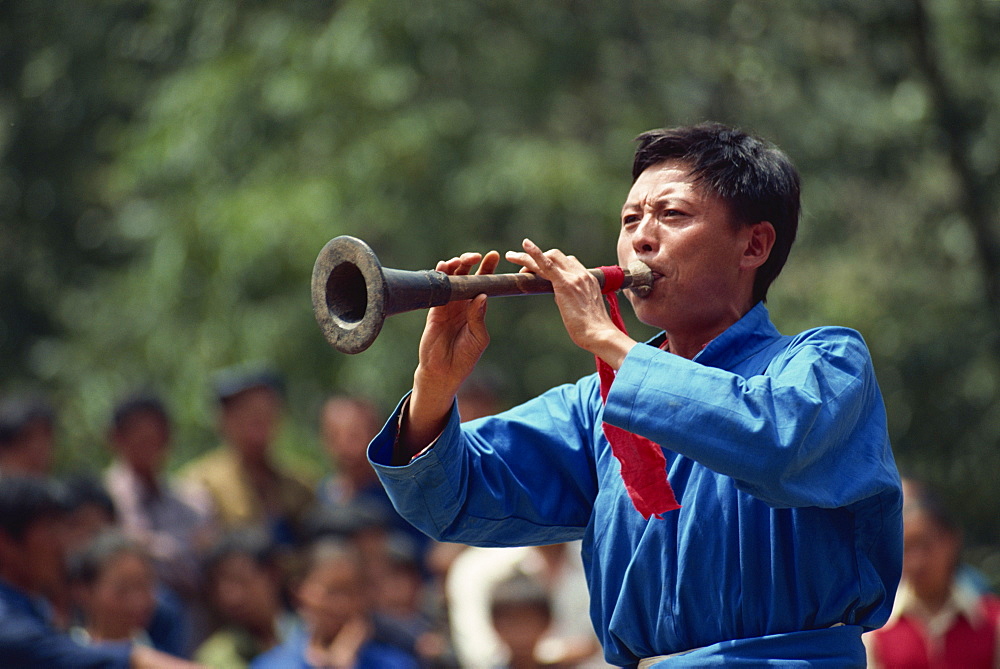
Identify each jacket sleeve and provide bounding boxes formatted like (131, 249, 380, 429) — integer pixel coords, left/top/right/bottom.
(604, 327, 896, 509)
(368, 380, 602, 546)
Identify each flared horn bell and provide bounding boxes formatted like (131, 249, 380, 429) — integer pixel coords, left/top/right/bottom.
(311, 235, 653, 354)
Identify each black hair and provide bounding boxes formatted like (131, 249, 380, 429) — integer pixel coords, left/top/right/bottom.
(62, 474, 118, 522)
(111, 391, 170, 431)
(213, 366, 285, 407)
(0, 475, 69, 541)
(296, 537, 363, 588)
(903, 484, 960, 536)
(302, 499, 392, 544)
(632, 122, 801, 303)
(0, 395, 55, 450)
(382, 532, 422, 574)
(202, 528, 281, 585)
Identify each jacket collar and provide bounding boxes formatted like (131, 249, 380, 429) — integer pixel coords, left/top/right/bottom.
(888, 578, 986, 630)
(649, 302, 783, 370)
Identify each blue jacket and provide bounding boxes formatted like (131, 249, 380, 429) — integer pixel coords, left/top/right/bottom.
(249, 623, 420, 668)
(369, 303, 903, 666)
(0, 579, 132, 669)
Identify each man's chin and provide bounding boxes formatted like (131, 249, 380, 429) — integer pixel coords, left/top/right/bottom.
(628, 300, 671, 332)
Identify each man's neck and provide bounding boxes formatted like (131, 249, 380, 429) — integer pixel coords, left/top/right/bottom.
(664, 326, 726, 360)
(662, 300, 756, 359)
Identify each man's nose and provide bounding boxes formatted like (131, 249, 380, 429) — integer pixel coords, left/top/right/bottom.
(631, 215, 658, 254)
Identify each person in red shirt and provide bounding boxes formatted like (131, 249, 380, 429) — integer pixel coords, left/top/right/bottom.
(864, 481, 1000, 668)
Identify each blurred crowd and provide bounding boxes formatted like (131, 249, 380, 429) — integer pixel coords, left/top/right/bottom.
(2, 366, 998, 668)
(0, 368, 609, 669)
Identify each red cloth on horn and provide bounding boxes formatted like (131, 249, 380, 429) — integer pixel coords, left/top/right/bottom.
(596, 265, 680, 519)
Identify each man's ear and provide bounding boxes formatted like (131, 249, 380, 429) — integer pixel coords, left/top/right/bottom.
(740, 221, 775, 271)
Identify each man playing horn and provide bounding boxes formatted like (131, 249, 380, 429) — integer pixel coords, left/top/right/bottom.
(367, 122, 903, 666)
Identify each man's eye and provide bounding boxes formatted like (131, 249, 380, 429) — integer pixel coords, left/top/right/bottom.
(622, 214, 640, 226)
(661, 209, 682, 218)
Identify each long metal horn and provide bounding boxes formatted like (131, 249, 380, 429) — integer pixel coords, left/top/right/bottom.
(311, 236, 653, 354)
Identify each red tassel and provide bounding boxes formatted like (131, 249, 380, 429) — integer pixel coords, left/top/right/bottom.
(596, 266, 680, 519)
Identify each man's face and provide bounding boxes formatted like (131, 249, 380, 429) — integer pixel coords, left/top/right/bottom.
(221, 387, 282, 459)
(617, 160, 760, 336)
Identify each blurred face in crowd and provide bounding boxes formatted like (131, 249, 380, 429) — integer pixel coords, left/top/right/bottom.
(6, 417, 56, 475)
(902, 507, 960, 606)
(220, 387, 282, 462)
(321, 398, 380, 485)
(0, 514, 67, 600)
(296, 551, 366, 644)
(112, 409, 170, 482)
(491, 603, 552, 663)
(80, 551, 157, 641)
(209, 553, 281, 633)
(62, 503, 116, 556)
(374, 562, 422, 618)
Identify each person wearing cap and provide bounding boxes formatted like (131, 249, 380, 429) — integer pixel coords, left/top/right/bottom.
(178, 368, 315, 547)
(0, 394, 56, 476)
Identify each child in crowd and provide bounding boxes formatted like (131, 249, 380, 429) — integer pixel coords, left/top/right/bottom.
(864, 482, 1000, 668)
(62, 474, 193, 658)
(251, 538, 419, 669)
(195, 529, 297, 668)
(68, 531, 159, 649)
(0, 475, 200, 668)
(489, 572, 564, 669)
(372, 534, 456, 668)
(104, 391, 213, 604)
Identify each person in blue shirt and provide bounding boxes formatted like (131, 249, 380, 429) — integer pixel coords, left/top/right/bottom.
(250, 538, 419, 669)
(367, 122, 903, 667)
(0, 474, 201, 669)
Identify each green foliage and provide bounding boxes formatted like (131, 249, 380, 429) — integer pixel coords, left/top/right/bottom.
(3, 0, 1000, 582)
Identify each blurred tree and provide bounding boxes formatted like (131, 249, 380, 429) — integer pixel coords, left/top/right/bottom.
(2, 0, 999, 582)
(0, 2, 167, 378)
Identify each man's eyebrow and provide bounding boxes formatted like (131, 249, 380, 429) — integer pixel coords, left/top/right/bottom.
(622, 195, 696, 214)
(652, 194, 696, 209)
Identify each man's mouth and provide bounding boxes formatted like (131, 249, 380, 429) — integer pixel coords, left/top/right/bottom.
(629, 273, 660, 298)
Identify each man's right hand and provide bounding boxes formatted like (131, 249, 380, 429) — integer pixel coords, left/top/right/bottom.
(393, 250, 500, 464)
